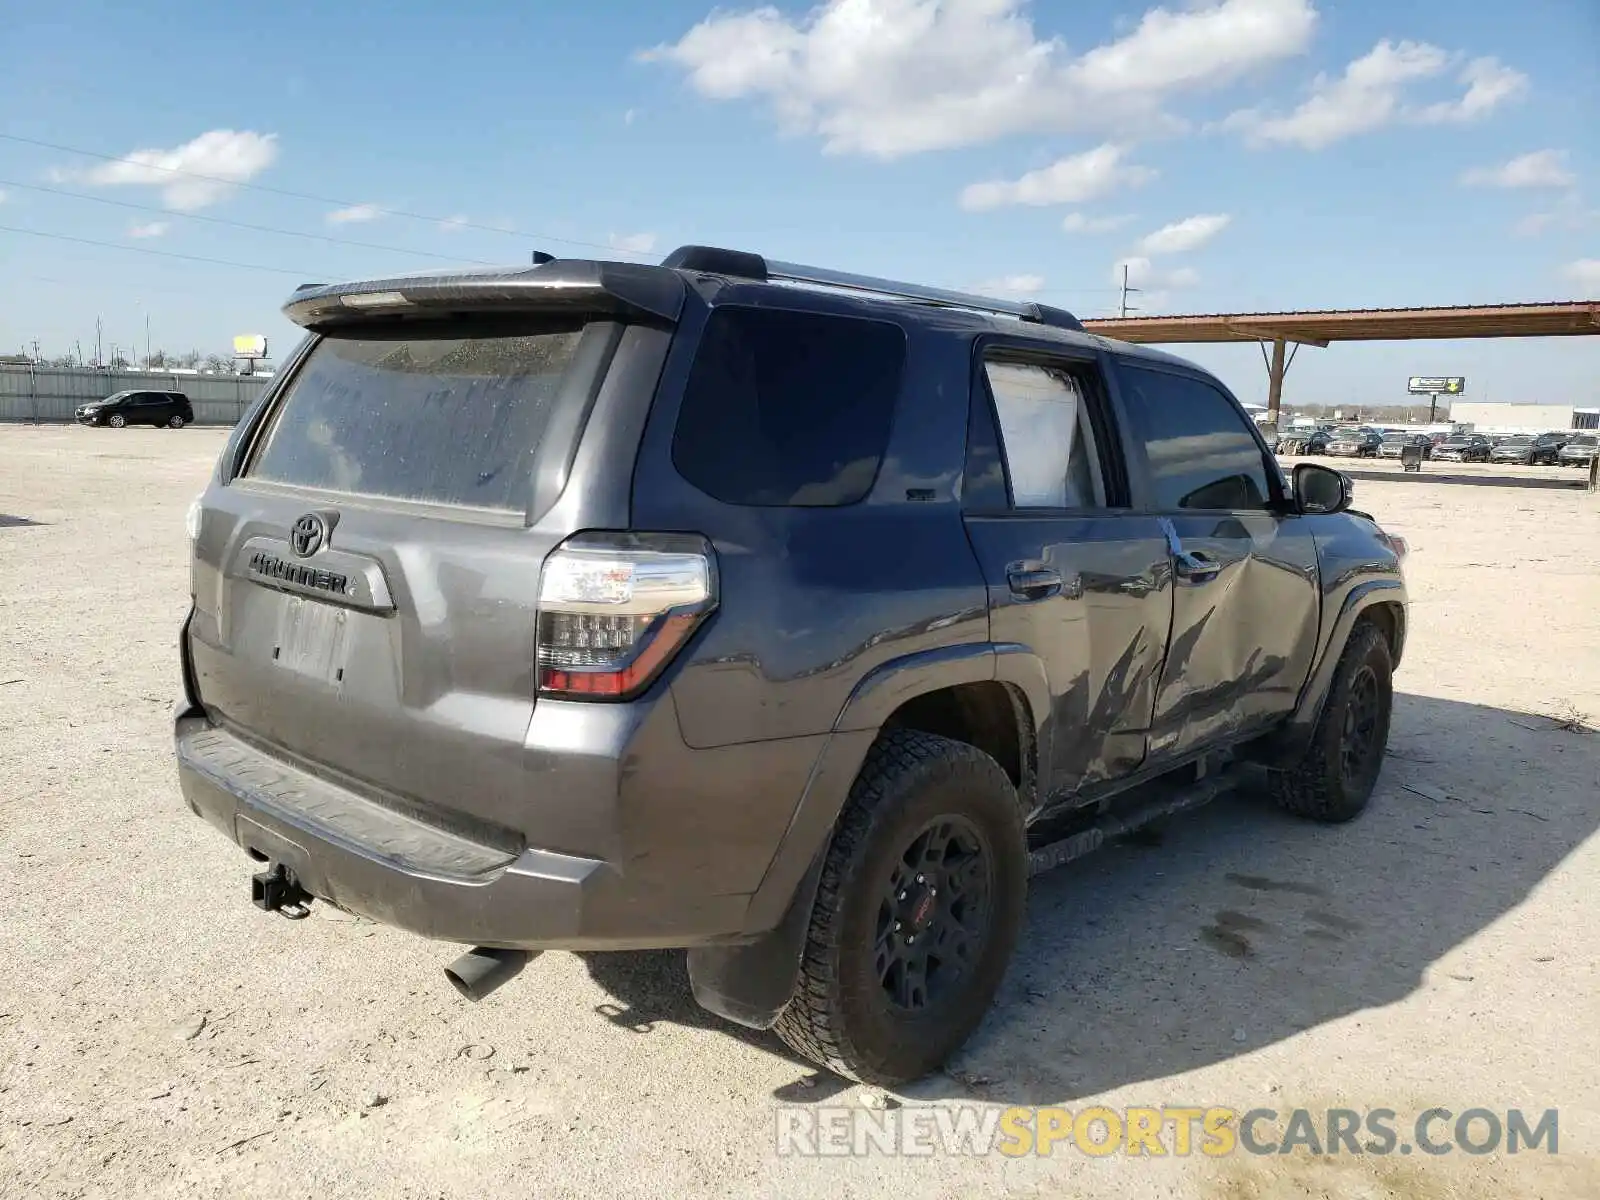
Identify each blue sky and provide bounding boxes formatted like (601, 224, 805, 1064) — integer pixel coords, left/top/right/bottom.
(1, 0, 1595, 407)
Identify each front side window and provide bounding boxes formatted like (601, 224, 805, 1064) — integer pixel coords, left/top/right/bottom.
(1118, 364, 1274, 511)
(671, 306, 905, 507)
(981, 360, 1105, 509)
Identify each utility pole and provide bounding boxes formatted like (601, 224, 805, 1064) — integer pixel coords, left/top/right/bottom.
(31, 339, 40, 363)
(95, 317, 103, 368)
(144, 313, 151, 366)
(1120, 264, 1141, 318)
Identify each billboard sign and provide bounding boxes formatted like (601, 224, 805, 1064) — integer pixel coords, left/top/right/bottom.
(1408, 376, 1464, 395)
(232, 335, 268, 359)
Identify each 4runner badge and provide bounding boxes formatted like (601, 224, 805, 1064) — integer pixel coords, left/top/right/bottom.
(290, 513, 327, 558)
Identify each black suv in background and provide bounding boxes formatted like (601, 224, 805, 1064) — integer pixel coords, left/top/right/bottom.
(1324, 426, 1384, 457)
(174, 247, 1409, 1086)
(1277, 428, 1333, 455)
(1433, 433, 1491, 462)
(76, 389, 194, 428)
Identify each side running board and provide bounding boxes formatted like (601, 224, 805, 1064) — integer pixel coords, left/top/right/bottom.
(1027, 764, 1246, 877)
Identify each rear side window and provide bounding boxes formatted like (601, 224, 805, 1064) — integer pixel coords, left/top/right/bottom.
(245, 325, 586, 511)
(982, 360, 1105, 509)
(1118, 364, 1274, 511)
(671, 306, 905, 507)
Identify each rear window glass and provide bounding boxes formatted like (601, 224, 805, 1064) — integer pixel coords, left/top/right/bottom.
(245, 326, 585, 510)
(671, 306, 905, 507)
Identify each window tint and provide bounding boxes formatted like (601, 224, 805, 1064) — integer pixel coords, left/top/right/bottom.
(672, 306, 904, 507)
(246, 324, 586, 511)
(1119, 365, 1273, 511)
(982, 360, 1104, 508)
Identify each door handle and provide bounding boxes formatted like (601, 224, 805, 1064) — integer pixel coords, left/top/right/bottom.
(1007, 566, 1065, 601)
(1173, 549, 1221, 582)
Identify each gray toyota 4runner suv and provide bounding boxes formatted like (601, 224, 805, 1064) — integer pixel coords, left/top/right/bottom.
(175, 246, 1408, 1085)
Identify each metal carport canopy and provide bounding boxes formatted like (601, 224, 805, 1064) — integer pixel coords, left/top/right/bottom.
(1080, 300, 1600, 420)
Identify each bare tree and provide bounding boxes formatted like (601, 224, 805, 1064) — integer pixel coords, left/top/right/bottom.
(202, 354, 232, 373)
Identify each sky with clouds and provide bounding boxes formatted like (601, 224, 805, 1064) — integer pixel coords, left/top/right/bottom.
(0, 0, 1595, 405)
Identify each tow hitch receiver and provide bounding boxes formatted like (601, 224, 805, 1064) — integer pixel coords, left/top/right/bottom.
(251, 864, 313, 920)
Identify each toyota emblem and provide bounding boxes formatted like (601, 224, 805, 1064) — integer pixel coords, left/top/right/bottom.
(289, 513, 327, 558)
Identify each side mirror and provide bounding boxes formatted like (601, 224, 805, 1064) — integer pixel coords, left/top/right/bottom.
(1293, 462, 1352, 514)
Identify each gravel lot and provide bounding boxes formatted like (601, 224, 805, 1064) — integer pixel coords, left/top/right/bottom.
(3, 425, 1598, 1199)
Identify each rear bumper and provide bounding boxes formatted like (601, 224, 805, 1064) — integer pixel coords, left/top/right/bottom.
(174, 712, 754, 951)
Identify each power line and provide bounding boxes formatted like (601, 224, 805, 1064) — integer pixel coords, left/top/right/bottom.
(0, 178, 501, 266)
(0, 222, 319, 277)
(0, 130, 652, 258)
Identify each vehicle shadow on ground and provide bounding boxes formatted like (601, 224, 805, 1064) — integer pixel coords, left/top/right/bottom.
(0, 514, 46, 527)
(1336, 467, 1591, 491)
(578, 693, 1598, 1106)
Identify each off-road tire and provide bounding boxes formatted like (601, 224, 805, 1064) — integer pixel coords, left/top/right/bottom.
(773, 729, 1028, 1086)
(1268, 620, 1393, 823)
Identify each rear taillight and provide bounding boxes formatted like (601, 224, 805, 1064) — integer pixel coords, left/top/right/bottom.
(536, 535, 716, 701)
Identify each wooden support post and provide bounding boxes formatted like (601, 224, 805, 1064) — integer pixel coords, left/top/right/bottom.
(1266, 338, 1287, 424)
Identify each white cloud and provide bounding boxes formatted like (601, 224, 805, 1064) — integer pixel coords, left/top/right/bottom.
(1461, 150, 1576, 190)
(79, 129, 278, 210)
(961, 144, 1156, 211)
(1515, 213, 1557, 238)
(1136, 213, 1231, 255)
(0, 189, 7, 203)
(644, 0, 1318, 158)
(1514, 194, 1600, 238)
(624, 108, 638, 125)
(1062, 212, 1134, 234)
(1066, 0, 1316, 98)
(1417, 57, 1528, 124)
(970, 274, 1046, 298)
(127, 221, 168, 238)
(608, 231, 658, 255)
(1224, 39, 1446, 149)
(1561, 259, 1600, 297)
(438, 214, 470, 233)
(327, 203, 383, 224)
(1111, 256, 1201, 290)
(1224, 40, 1525, 150)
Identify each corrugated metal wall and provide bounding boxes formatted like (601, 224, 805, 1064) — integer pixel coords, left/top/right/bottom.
(0, 367, 271, 425)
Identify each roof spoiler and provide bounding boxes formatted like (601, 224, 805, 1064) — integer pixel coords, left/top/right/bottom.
(282, 259, 685, 330)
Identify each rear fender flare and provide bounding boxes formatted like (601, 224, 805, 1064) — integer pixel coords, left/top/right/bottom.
(691, 642, 1049, 1030)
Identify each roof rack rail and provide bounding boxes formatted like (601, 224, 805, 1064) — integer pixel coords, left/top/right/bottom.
(659, 244, 1084, 333)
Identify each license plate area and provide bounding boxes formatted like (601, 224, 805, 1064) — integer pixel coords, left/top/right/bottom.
(274, 596, 350, 684)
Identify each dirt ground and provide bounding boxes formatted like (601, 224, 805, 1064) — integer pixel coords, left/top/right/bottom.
(2, 425, 1598, 1200)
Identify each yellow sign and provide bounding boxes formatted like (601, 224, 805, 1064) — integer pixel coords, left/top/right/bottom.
(232, 335, 268, 358)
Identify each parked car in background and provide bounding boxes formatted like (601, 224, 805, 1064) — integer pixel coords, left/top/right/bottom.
(1377, 433, 1432, 460)
(1433, 434, 1492, 462)
(1557, 433, 1598, 467)
(1277, 429, 1333, 456)
(1325, 427, 1384, 457)
(75, 390, 194, 429)
(1489, 432, 1566, 465)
